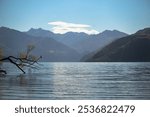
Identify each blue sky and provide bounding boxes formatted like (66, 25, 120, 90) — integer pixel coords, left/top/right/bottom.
(0, 0, 150, 34)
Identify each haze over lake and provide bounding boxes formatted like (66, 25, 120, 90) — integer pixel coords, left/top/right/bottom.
(0, 62, 150, 100)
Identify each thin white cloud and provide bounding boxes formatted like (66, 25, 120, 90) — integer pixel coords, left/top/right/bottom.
(48, 21, 99, 34)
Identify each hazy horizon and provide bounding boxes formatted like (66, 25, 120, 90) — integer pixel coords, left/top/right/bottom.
(1, 26, 131, 35)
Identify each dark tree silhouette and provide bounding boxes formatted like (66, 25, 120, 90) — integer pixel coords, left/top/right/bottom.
(0, 45, 42, 74)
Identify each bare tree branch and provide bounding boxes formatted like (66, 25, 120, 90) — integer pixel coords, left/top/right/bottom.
(0, 47, 42, 74)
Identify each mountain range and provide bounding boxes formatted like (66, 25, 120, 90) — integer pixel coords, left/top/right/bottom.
(0, 27, 81, 61)
(26, 28, 128, 55)
(4, 26, 149, 62)
(85, 28, 150, 62)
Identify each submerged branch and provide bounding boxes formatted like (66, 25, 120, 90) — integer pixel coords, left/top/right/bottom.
(0, 69, 7, 74)
(0, 55, 42, 74)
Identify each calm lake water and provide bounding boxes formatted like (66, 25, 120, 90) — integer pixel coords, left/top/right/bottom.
(0, 62, 150, 100)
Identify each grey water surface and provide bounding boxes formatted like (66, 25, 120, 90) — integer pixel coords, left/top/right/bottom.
(0, 62, 150, 100)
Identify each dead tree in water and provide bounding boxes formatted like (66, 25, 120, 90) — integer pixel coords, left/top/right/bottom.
(0, 45, 42, 74)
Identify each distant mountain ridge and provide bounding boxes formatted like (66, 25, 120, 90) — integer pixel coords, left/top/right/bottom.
(135, 28, 150, 35)
(26, 28, 89, 47)
(0, 26, 129, 62)
(85, 27, 150, 62)
(0, 27, 81, 62)
(26, 28, 55, 38)
(26, 28, 128, 55)
(75, 29, 128, 54)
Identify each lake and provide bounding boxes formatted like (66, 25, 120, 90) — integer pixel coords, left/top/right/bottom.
(0, 62, 150, 100)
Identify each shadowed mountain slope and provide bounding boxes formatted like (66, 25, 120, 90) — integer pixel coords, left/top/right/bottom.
(0, 27, 81, 62)
(85, 28, 150, 62)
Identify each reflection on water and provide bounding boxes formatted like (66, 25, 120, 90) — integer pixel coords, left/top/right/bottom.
(0, 62, 150, 99)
